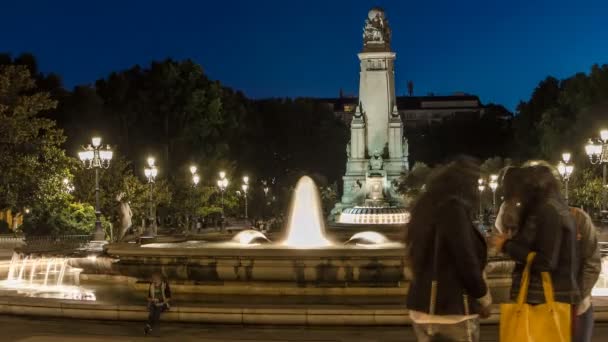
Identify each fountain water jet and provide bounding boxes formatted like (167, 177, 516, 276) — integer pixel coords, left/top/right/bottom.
(282, 176, 333, 248)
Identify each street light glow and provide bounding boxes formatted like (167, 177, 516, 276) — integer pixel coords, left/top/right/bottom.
(601, 129, 608, 142)
(147, 157, 155, 167)
(190, 165, 197, 175)
(562, 152, 571, 164)
(91, 137, 101, 148)
(219, 171, 226, 179)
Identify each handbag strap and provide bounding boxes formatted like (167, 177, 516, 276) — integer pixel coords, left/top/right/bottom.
(516, 252, 536, 305)
(516, 252, 557, 306)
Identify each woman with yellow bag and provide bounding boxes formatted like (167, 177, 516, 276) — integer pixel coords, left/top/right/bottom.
(492, 164, 580, 342)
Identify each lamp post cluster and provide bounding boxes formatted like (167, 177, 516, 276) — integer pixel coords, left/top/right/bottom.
(585, 129, 608, 216)
(557, 152, 574, 204)
(477, 178, 486, 222)
(217, 172, 229, 231)
(78, 137, 113, 241)
(144, 157, 158, 236)
(477, 174, 499, 224)
(242, 176, 249, 220)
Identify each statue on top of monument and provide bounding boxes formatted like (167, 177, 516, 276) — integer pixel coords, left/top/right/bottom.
(363, 7, 391, 49)
(369, 150, 384, 170)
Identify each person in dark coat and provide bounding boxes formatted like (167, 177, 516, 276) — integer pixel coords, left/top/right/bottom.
(493, 164, 580, 305)
(406, 157, 492, 342)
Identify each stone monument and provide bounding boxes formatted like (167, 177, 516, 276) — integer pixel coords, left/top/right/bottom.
(333, 8, 409, 225)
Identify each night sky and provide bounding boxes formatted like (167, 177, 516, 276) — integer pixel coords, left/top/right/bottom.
(2, 0, 608, 110)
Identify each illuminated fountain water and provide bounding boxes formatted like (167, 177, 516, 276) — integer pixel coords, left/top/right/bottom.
(281, 176, 333, 248)
(0, 253, 94, 300)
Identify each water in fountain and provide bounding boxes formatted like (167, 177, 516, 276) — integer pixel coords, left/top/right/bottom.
(282, 176, 333, 248)
(1, 253, 95, 300)
(6, 253, 69, 286)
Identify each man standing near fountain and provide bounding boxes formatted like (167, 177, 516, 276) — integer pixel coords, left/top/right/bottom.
(144, 272, 171, 336)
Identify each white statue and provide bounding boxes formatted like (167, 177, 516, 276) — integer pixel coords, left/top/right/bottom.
(363, 7, 391, 47)
(402, 137, 409, 158)
(116, 192, 133, 241)
(346, 142, 351, 158)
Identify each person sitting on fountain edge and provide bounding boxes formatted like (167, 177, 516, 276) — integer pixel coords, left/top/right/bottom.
(144, 272, 171, 336)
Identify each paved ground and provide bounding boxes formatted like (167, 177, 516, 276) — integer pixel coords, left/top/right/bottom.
(2, 315, 608, 342)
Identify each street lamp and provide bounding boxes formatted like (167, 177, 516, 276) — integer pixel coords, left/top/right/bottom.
(190, 165, 200, 232)
(144, 157, 158, 236)
(489, 174, 499, 214)
(242, 176, 249, 220)
(217, 172, 229, 231)
(557, 152, 574, 204)
(78, 137, 113, 241)
(585, 129, 608, 217)
(477, 178, 486, 222)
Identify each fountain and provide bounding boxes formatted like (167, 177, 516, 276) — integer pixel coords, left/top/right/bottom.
(97, 176, 406, 287)
(282, 176, 332, 248)
(0, 253, 95, 300)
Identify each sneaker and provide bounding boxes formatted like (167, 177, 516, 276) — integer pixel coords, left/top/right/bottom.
(144, 324, 152, 335)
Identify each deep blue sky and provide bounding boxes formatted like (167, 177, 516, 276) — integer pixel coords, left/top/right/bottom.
(1, 0, 607, 110)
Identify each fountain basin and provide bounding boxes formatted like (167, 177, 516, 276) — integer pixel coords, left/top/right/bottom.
(103, 243, 407, 286)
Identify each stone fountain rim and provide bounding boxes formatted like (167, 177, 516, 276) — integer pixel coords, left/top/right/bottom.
(105, 243, 406, 258)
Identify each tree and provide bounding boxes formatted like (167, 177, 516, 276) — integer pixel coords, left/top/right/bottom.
(0, 65, 72, 212)
(398, 162, 433, 200)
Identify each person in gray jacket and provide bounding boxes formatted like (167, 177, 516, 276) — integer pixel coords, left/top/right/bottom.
(570, 207, 601, 342)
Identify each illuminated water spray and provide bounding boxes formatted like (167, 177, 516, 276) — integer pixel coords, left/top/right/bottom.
(282, 176, 333, 248)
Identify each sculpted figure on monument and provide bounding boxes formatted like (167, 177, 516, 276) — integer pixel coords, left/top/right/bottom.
(369, 150, 384, 170)
(346, 141, 351, 158)
(363, 7, 391, 47)
(402, 137, 409, 158)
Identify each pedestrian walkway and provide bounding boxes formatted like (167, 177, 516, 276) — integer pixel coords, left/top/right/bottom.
(3, 315, 608, 341)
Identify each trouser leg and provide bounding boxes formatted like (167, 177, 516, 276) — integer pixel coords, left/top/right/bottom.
(575, 305, 594, 342)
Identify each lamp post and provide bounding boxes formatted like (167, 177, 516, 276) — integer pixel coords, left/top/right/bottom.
(489, 174, 498, 215)
(585, 129, 608, 218)
(217, 172, 229, 231)
(144, 157, 158, 236)
(242, 176, 249, 220)
(190, 165, 200, 232)
(78, 137, 113, 241)
(477, 178, 486, 222)
(557, 152, 574, 204)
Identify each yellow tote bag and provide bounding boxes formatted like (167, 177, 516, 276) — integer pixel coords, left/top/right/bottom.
(499, 252, 571, 342)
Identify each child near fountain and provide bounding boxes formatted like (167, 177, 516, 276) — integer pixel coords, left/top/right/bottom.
(144, 272, 171, 336)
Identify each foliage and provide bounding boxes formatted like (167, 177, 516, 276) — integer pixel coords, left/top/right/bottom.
(569, 167, 604, 213)
(21, 201, 109, 236)
(513, 65, 608, 161)
(0, 64, 80, 238)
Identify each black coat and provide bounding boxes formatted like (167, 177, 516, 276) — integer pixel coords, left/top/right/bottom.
(503, 198, 580, 304)
(406, 198, 489, 315)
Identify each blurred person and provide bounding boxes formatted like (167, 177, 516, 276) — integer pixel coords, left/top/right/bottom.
(406, 157, 492, 342)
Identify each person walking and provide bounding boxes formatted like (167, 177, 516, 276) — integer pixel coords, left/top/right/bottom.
(144, 272, 171, 336)
(406, 157, 492, 342)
